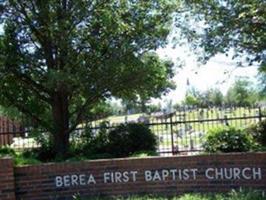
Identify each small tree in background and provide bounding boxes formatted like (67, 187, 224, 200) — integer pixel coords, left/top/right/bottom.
(201, 88, 224, 107)
(225, 78, 258, 106)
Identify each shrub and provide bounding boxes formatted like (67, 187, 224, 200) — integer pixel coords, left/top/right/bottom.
(107, 123, 157, 157)
(246, 120, 266, 147)
(23, 147, 56, 162)
(28, 129, 56, 161)
(14, 152, 41, 166)
(203, 126, 255, 153)
(0, 146, 41, 165)
(0, 146, 16, 157)
(70, 122, 157, 159)
(70, 121, 112, 159)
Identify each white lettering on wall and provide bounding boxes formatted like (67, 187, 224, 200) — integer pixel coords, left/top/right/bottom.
(145, 170, 152, 182)
(55, 174, 96, 188)
(55, 176, 63, 187)
(144, 169, 198, 182)
(191, 169, 198, 180)
(205, 168, 262, 180)
(88, 174, 96, 184)
(242, 168, 251, 180)
(205, 168, 214, 180)
(103, 171, 138, 183)
(54, 167, 263, 188)
(253, 168, 262, 180)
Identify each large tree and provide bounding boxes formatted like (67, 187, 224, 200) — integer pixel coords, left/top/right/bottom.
(0, 0, 175, 157)
(176, 0, 266, 66)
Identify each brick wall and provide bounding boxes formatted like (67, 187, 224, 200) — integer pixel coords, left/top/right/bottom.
(14, 153, 266, 200)
(0, 153, 266, 200)
(0, 158, 15, 200)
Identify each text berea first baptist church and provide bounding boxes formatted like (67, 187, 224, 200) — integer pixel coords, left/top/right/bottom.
(55, 167, 262, 188)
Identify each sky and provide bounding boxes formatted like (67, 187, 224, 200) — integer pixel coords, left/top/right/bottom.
(0, 22, 259, 105)
(155, 44, 259, 104)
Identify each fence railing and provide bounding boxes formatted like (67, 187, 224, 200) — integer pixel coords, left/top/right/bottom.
(0, 106, 265, 155)
(79, 106, 264, 155)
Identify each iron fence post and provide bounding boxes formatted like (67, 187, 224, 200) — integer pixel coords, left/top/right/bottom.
(170, 113, 175, 155)
(259, 107, 262, 122)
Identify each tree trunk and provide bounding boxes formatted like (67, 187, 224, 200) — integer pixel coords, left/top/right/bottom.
(51, 89, 70, 158)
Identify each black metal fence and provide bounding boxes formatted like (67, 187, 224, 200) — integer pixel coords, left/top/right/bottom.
(0, 106, 265, 155)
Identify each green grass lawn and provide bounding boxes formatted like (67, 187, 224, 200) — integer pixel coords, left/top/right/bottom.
(73, 190, 266, 200)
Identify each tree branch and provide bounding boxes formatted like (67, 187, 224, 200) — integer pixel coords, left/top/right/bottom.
(8, 67, 52, 103)
(2, 92, 52, 132)
(67, 89, 108, 135)
(67, 67, 145, 135)
(15, 1, 55, 69)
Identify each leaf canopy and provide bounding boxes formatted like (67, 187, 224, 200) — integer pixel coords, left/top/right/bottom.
(176, 0, 266, 66)
(0, 0, 176, 133)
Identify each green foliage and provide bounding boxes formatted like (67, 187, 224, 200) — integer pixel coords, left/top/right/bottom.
(90, 101, 114, 118)
(183, 87, 202, 107)
(72, 122, 157, 159)
(0, 122, 157, 163)
(258, 66, 266, 99)
(179, 189, 266, 200)
(14, 152, 41, 166)
(203, 126, 255, 153)
(178, 0, 266, 67)
(0, 0, 176, 156)
(226, 189, 266, 200)
(246, 120, 266, 147)
(0, 146, 41, 165)
(147, 103, 162, 113)
(201, 88, 224, 107)
(0, 146, 16, 157)
(182, 79, 258, 107)
(0, 106, 25, 122)
(183, 95, 200, 107)
(74, 121, 114, 159)
(183, 87, 224, 107)
(73, 189, 266, 200)
(23, 129, 58, 162)
(225, 78, 258, 107)
(107, 123, 157, 157)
